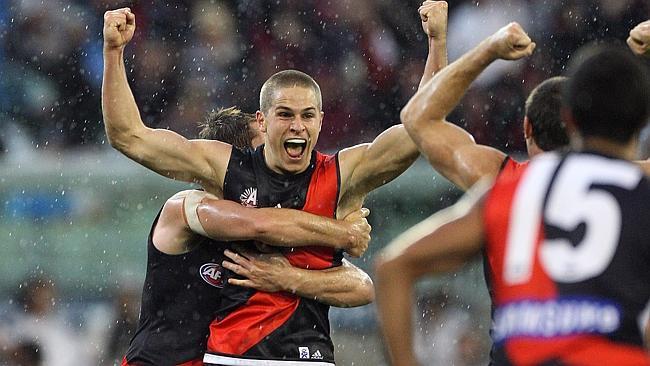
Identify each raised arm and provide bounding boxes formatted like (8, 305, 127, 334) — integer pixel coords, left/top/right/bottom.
(419, 1, 448, 88)
(153, 190, 371, 257)
(337, 2, 449, 211)
(401, 23, 536, 190)
(102, 8, 229, 192)
(374, 188, 486, 366)
(224, 250, 374, 308)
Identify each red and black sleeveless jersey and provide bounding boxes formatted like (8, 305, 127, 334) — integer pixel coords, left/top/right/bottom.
(483, 151, 650, 366)
(123, 209, 226, 366)
(499, 156, 528, 178)
(204, 145, 341, 365)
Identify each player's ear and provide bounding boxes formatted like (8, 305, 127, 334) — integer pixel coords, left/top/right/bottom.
(523, 116, 533, 139)
(317, 111, 324, 132)
(256, 111, 267, 133)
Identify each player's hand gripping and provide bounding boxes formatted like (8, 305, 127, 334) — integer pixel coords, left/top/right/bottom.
(628, 20, 650, 57)
(419, 1, 448, 40)
(343, 208, 372, 258)
(486, 22, 536, 61)
(103, 8, 136, 50)
(223, 247, 292, 293)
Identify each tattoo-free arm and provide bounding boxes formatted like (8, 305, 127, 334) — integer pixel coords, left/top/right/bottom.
(419, 1, 448, 88)
(375, 192, 486, 366)
(102, 11, 228, 192)
(338, 7, 449, 204)
(224, 250, 374, 308)
(401, 33, 507, 191)
(284, 259, 374, 307)
(401, 23, 535, 190)
(195, 195, 368, 255)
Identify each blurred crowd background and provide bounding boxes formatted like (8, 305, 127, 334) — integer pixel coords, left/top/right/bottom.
(1, 0, 649, 365)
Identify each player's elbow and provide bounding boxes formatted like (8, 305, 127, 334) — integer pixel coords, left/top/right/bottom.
(401, 96, 448, 131)
(337, 275, 375, 308)
(399, 103, 417, 129)
(400, 104, 434, 134)
(361, 275, 376, 304)
(106, 130, 127, 151)
(355, 274, 376, 306)
(105, 125, 137, 152)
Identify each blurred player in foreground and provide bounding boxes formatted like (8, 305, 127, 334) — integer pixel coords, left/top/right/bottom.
(376, 28, 650, 366)
(121, 107, 374, 366)
(102, 2, 449, 364)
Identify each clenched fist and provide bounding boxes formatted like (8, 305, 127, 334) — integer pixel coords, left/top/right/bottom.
(103, 8, 136, 50)
(419, 1, 448, 40)
(628, 20, 650, 57)
(485, 22, 535, 60)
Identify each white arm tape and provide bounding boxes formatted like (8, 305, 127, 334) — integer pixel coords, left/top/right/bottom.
(183, 190, 210, 237)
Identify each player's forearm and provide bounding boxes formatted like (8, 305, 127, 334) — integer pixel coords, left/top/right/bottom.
(418, 37, 448, 90)
(282, 262, 374, 307)
(255, 208, 355, 250)
(197, 199, 353, 249)
(402, 39, 495, 128)
(375, 258, 419, 366)
(102, 47, 148, 151)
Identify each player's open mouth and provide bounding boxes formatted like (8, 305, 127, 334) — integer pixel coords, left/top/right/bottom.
(284, 138, 307, 159)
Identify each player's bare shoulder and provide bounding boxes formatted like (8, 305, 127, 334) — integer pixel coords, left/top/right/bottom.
(188, 139, 234, 193)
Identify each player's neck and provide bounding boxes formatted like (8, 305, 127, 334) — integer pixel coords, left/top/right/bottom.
(263, 145, 311, 175)
(577, 136, 637, 161)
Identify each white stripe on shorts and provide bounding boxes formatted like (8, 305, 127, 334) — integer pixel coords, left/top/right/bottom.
(203, 353, 335, 366)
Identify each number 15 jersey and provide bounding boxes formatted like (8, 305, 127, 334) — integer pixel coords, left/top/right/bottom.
(483, 151, 650, 366)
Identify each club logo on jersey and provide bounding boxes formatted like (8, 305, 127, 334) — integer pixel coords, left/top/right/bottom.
(240, 187, 258, 207)
(298, 347, 310, 359)
(199, 263, 225, 288)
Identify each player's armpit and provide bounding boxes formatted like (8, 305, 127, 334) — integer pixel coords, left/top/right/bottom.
(415, 121, 507, 190)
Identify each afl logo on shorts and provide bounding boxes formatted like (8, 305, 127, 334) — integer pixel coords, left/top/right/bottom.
(199, 263, 225, 288)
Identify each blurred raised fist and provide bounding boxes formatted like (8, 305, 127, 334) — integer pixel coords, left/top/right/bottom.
(103, 8, 136, 50)
(628, 20, 650, 57)
(419, 1, 448, 40)
(486, 22, 535, 60)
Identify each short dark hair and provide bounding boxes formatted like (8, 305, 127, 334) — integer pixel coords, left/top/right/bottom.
(525, 76, 570, 151)
(198, 107, 256, 149)
(565, 44, 650, 143)
(259, 70, 322, 113)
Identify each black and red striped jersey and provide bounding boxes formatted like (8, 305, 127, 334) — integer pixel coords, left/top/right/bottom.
(205, 145, 341, 364)
(483, 151, 650, 366)
(499, 156, 529, 178)
(123, 210, 226, 366)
